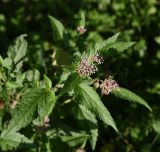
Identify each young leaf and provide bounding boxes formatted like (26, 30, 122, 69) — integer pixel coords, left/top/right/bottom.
(105, 33, 120, 44)
(94, 33, 120, 52)
(112, 87, 152, 111)
(60, 74, 82, 96)
(0, 130, 32, 151)
(76, 104, 98, 150)
(152, 121, 160, 134)
(7, 88, 56, 132)
(48, 15, 65, 41)
(78, 83, 118, 132)
(7, 34, 27, 64)
(102, 41, 135, 55)
(1, 58, 12, 69)
(44, 75, 52, 89)
(78, 10, 86, 26)
(60, 131, 89, 147)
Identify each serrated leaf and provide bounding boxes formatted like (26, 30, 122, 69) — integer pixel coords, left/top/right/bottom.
(60, 74, 82, 96)
(78, 83, 118, 132)
(60, 131, 89, 147)
(7, 88, 56, 132)
(103, 41, 135, 54)
(48, 15, 65, 41)
(7, 34, 27, 64)
(112, 87, 152, 111)
(105, 33, 120, 44)
(0, 130, 32, 151)
(94, 33, 120, 51)
(38, 90, 56, 121)
(76, 104, 98, 150)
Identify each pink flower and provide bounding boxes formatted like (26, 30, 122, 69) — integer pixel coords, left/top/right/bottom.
(92, 53, 104, 64)
(99, 77, 119, 95)
(77, 26, 87, 35)
(76, 53, 104, 77)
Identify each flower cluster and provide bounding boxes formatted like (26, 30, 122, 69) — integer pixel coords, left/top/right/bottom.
(76, 53, 104, 77)
(76, 58, 98, 77)
(92, 53, 104, 64)
(99, 77, 119, 95)
(77, 26, 87, 35)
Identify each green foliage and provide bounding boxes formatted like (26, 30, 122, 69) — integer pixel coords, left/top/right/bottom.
(94, 33, 120, 51)
(0, 131, 32, 151)
(76, 104, 98, 150)
(48, 15, 65, 41)
(7, 34, 27, 70)
(0, 30, 152, 151)
(112, 87, 152, 111)
(60, 74, 82, 96)
(60, 131, 89, 147)
(0, 0, 159, 151)
(77, 83, 118, 132)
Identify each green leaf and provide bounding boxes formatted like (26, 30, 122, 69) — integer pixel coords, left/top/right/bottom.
(48, 15, 65, 41)
(60, 131, 89, 147)
(76, 104, 98, 150)
(0, 130, 32, 151)
(60, 74, 82, 96)
(112, 87, 152, 111)
(94, 33, 120, 51)
(44, 75, 52, 89)
(78, 83, 118, 132)
(2, 58, 12, 69)
(154, 36, 160, 45)
(25, 69, 40, 82)
(152, 121, 160, 134)
(79, 10, 85, 26)
(103, 41, 135, 55)
(7, 34, 27, 65)
(0, 55, 3, 64)
(38, 90, 56, 122)
(7, 88, 56, 132)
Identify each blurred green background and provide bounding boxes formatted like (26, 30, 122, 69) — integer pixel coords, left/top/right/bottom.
(0, 0, 160, 151)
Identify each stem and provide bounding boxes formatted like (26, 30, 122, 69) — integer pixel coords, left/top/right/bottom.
(151, 134, 159, 148)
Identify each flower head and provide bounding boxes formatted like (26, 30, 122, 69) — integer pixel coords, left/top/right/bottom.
(77, 26, 87, 35)
(92, 53, 104, 64)
(76, 53, 103, 77)
(99, 77, 119, 95)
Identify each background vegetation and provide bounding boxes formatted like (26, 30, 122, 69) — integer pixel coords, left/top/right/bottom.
(0, 0, 160, 151)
